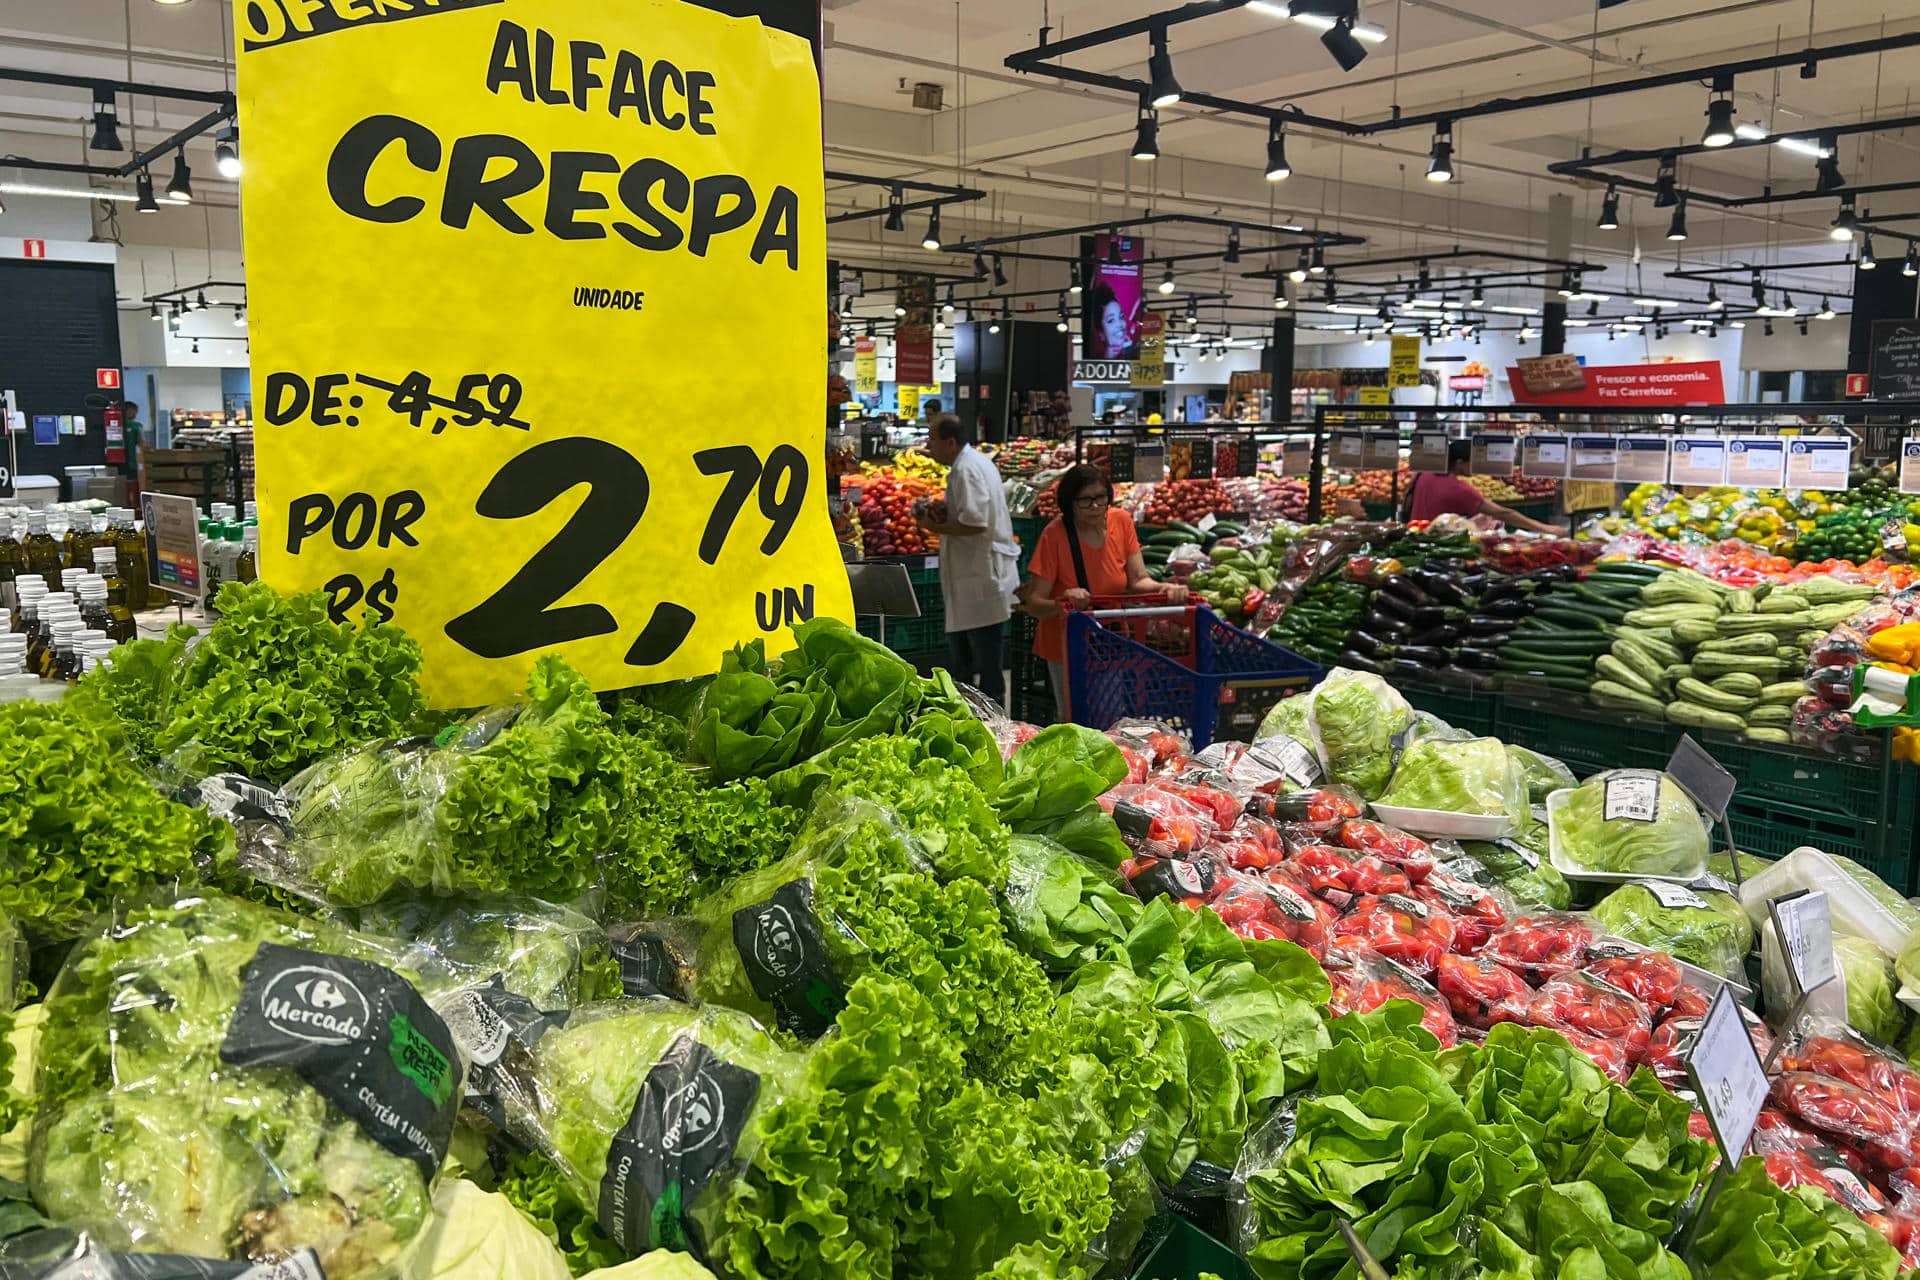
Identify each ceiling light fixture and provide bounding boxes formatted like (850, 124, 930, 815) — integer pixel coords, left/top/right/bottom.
(1814, 139, 1846, 192)
(1468, 281, 1486, 308)
(972, 252, 989, 280)
(1158, 262, 1176, 294)
(1735, 121, 1768, 141)
(1818, 297, 1836, 319)
(942, 288, 956, 314)
(1273, 279, 1289, 309)
(1322, 274, 1337, 303)
(1652, 154, 1679, 208)
(1224, 225, 1241, 264)
(1289, 250, 1309, 283)
(921, 205, 942, 251)
(1906, 244, 1920, 278)
(1131, 98, 1160, 161)
(1861, 234, 1878, 270)
(1265, 122, 1291, 180)
(1425, 122, 1454, 183)
(987, 316, 1001, 335)
(233, 305, 247, 327)
(883, 186, 904, 233)
(1147, 30, 1183, 108)
(992, 254, 1008, 287)
(134, 170, 158, 213)
(1701, 76, 1736, 147)
(1830, 199, 1858, 240)
(1318, 12, 1370, 71)
(1309, 245, 1326, 275)
(1665, 196, 1688, 241)
(1556, 269, 1576, 298)
(89, 88, 122, 152)
(1068, 262, 1082, 296)
(1597, 185, 1620, 230)
(894, 300, 907, 317)
(214, 124, 240, 179)
(166, 150, 193, 203)
(1706, 286, 1723, 310)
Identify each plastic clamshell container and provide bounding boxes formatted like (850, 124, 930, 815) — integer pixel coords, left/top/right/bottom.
(1370, 803, 1512, 841)
(1735, 846, 1915, 958)
(1544, 779, 1710, 885)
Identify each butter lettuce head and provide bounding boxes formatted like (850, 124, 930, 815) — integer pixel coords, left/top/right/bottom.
(1590, 882, 1753, 978)
(1836, 935, 1909, 1045)
(1304, 669, 1413, 799)
(1378, 736, 1527, 821)
(1548, 770, 1708, 880)
(398, 1179, 572, 1280)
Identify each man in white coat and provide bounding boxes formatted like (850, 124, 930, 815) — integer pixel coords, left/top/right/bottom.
(920, 414, 1019, 708)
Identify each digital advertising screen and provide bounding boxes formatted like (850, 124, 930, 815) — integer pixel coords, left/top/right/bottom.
(1082, 233, 1146, 360)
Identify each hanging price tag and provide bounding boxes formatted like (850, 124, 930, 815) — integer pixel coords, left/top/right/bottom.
(1769, 889, 1838, 997)
(1521, 434, 1567, 479)
(1410, 430, 1449, 473)
(240, 0, 850, 707)
(1686, 985, 1770, 1162)
(1669, 437, 1727, 487)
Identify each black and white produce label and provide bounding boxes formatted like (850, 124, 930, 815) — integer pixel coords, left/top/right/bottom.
(1641, 880, 1710, 911)
(1251, 737, 1322, 787)
(1602, 772, 1661, 823)
(1497, 838, 1541, 869)
(1267, 882, 1318, 922)
(731, 880, 845, 1038)
(612, 932, 689, 1002)
(220, 944, 459, 1180)
(439, 976, 569, 1129)
(597, 1036, 758, 1259)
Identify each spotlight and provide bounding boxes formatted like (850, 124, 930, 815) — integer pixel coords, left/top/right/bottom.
(1862, 234, 1878, 269)
(1587, 300, 1600, 317)
(1185, 297, 1198, 325)
(1652, 154, 1678, 208)
(166, 150, 192, 203)
(233, 305, 246, 327)
(1289, 250, 1309, 283)
(894, 300, 907, 317)
(190, 339, 200, 355)
(1519, 325, 1534, 342)
(1265, 122, 1292, 180)
(1781, 292, 1797, 315)
(1815, 142, 1846, 194)
(993, 255, 1008, 288)
(838, 293, 853, 318)
(1907, 244, 1919, 278)
(1147, 30, 1182, 108)
(921, 206, 942, 251)
(1797, 318, 1810, 336)
(1309, 245, 1326, 274)
(1069, 263, 1083, 296)
(1819, 297, 1835, 319)
(1320, 13, 1369, 71)
(1764, 319, 1775, 337)
(134, 170, 158, 213)
(1158, 262, 1176, 295)
(883, 186, 904, 233)
(89, 88, 122, 152)
(942, 288, 956, 314)
(1224, 225, 1241, 264)
(1556, 269, 1575, 298)
(987, 316, 1001, 335)
(973, 252, 989, 280)
(1131, 100, 1160, 161)
(1706, 285, 1723, 310)
(1665, 196, 1688, 242)
(1056, 311, 1070, 333)
(1830, 199, 1858, 241)
(148, 302, 161, 319)
(214, 124, 240, 179)
(1597, 186, 1620, 230)
(1425, 122, 1454, 183)
(1468, 281, 1485, 308)
(1273, 279, 1289, 309)
(1322, 275, 1336, 303)
(1702, 78, 1736, 147)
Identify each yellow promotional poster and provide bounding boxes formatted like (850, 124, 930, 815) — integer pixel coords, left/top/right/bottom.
(1131, 313, 1166, 388)
(1389, 335, 1421, 388)
(854, 337, 880, 395)
(1358, 386, 1390, 405)
(237, 0, 850, 706)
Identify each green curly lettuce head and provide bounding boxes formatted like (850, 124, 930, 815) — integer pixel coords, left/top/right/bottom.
(1590, 882, 1753, 978)
(1836, 935, 1909, 1045)
(1378, 736, 1528, 822)
(1304, 669, 1412, 799)
(158, 581, 423, 784)
(65, 623, 194, 761)
(1548, 770, 1708, 880)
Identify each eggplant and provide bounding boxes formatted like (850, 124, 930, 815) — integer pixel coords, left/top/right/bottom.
(1453, 646, 1503, 669)
(1479, 577, 1532, 603)
(1464, 616, 1518, 638)
(1390, 657, 1435, 681)
(1437, 665, 1494, 690)
(1337, 649, 1385, 675)
(1394, 645, 1451, 666)
(1411, 568, 1471, 605)
(1345, 630, 1393, 657)
(1376, 575, 1432, 609)
(1421, 623, 1464, 649)
(1360, 610, 1411, 637)
(1480, 595, 1534, 619)
(1407, 605, 1466, 630)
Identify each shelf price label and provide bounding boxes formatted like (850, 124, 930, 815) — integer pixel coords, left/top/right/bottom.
(1785, 438, 1852, 490)
(1685, 985, 1769, 1164)
(1668, 436, 1727, 487)
(1769, 889, 1837, 998)
(1725, 436, 1787, 489)
(1521, 434, 1567, 479)
(239, 0, 850, 706)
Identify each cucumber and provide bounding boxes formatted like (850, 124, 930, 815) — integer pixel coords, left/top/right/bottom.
(1671, 618, 1719, 646)
(1626, 603, 1722, 629)
(1609, 636, 1668, 689)
(1710, 671, 1765, 697)
(1592, 680, 1668, 718)
(1749, 703, 1794, 727)
(1696, 632, 1779, 656)
(1668, 702, 1747, 733)
(1147, 530, 1193, 547)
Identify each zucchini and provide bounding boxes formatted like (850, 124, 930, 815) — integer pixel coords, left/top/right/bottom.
(1633, 632, 1684, 668)
(1147, 530, 1193, 547)
(1776, 646, 1806, 665)
(1744, 726, 1793, 743)
(1610, 636, 1668, 688)
(1693, 651, 1783, 679)
(1663, 662, 1694, 686)
(1668, 702, 1747, 733)
(1760, 681, 1807, 704)
(1795, 631, 1827, 650)
(1715, 611, 1810, 636)
(1696, 632, 1779, 656)
(1592, 680, 1669, 718)
(1807, 601, 1869, 629)
(1757, 590, 1809, 614)
(1641, 573, 1723, 607)
(1626, 603, 1722, 628)
(1725, 588, 1755, 615)
(1167, 520, 1205, 539)
(1672, 618, 1720, 646)
(1748, 703, 1794, 727)
(1800, 576, 1876, 605)
(1496, 635, 1615, 655)
(1710, 671, 1765, 697)
(1496, 653, 1596, 676)
(1596, 653, 1658, 696)
(1676, 676, 1758, 714)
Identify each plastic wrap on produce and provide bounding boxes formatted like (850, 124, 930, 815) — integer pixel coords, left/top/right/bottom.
(1302, 669, 1415, 800)
(0, 1235, 327, 1279)
(604, 918, 704, 1003)
(1376, 735, 1530, 828)
(28, 894, 463, 1278)
(0, 909, 21, 1014)
(1589, 879, 1753, 980)
(1322, 946, 1459, 1046)
(1645, 1011, 1773, 1089)
(1545, 769, 1710, 883)
(1524, 970, 1654, 1067)
(1433, 953, 1533, 1029)
(1479, 910, 1599, 985)
(1002, 833, 1143, 972)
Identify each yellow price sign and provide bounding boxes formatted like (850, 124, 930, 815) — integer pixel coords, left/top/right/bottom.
(238, 0, 850, 706)
(1389, 335, 1421, 388)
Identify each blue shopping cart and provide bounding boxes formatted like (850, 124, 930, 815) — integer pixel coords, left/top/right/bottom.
(1065, 600, 1323, 748)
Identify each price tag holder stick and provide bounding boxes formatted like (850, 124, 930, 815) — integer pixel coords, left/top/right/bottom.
(1665, 734, 1743, 889)
(1675, 985, 1771, 1256)
(1337, 1219, 1392, 1280)
(1761, 889, 1837, 1070)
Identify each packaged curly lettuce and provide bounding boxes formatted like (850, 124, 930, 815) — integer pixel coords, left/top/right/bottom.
(1376, 736, 1528, 826)
(29, 894, 463, 1278)
(1546, 770, 1709, 883)
(1590, 880, 1753, 979)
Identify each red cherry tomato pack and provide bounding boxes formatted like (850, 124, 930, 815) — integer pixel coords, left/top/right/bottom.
(1329, 894, 1459, 976)
(1482, 912, 1597, 985)
(1525, 971, 1653, 1064)
(1324, 946, 1460, 1047)
(1434, 953, 1533, 1030)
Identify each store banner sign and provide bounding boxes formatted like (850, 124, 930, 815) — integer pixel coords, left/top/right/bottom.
(1362, 429, 1399, 468)
(1725, 437, 1786, 489)
(1520, 434, 1567, 480)
(1388, 335, 1421, 389)
(1280, 438, 1312, 477)
(1507, 360, 1726, 406)
(238, 0, 850, 706)
(853, 338, 879, 395)
(1784, 437, 1851, 490)
(894, 273, 935, 387)
(1668, 436, 1727, 487)
(1615, 436, 1671, 484)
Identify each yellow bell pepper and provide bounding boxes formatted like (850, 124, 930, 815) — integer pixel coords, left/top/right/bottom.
(1865, 622, 1920, 668)
(1895, 727, 1920, 765)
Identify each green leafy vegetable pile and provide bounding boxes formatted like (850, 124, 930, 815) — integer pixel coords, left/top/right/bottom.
(65, 623, 194, 760)
(494, 1150, 626, 1277)
(151, 581, 425, 783)
(1001, 835, 1141, 972)
(1239, 1003, 1715, 1280)
(0, 700, 230, 940)
(1302, 669, 1414, 799)
(279, 656, 624, 907)
(995, 723, 1132, 868)
(1689, 1158, 1901, 1279)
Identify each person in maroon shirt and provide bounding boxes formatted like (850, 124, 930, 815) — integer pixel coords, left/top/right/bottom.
(1404, 440, 1561, 533)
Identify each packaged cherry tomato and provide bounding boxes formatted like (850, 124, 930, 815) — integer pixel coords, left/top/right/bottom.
(1761, 1148, 1890, 1217)
(1481, 912, 1597, 985)
(1525, 971, 1653, 1063)
(1666, 981, 1712, 1019)
(1769, 1073, 1918, 1172)
(1105, 719, 1191, 773)
(1778, 1029, 1920, 1127)
(1687, 1110, 1715, 1143)
(1105, 784, 1217, 853)
(1243, 784, 1366, 831)
(1156, 778, 1245, 830)
(1329, 894, 1459, 976)
(1212, 873, 1329, 959)
(1123, 851, 1223, 905)
(1413, 869, 1510, 953)
(1324, 947, 1460, 1047)
(1434, 953, 1533, 1030)
(1582, 949, 1685, 1014)
(1283, 844, 1361, 904)
(1115, 743, 1151, 785)
(1555, 1024, 1636, 1083)
(1334, 819, 1436, 882)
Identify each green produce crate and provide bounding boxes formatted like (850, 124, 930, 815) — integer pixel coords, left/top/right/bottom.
(1726, 781, 1918, 894)
(1010, 611, 1057, 724)
(1362, 500, 1396, 522)
(855, 612, 946, 657)
(1494, 695, 1679, 776)
(1399, 680, 1499, 737)
(1512, 499, 1559, 522)
(1128, 1215, 1249, 1280)
(1012, 514, 1048, 576)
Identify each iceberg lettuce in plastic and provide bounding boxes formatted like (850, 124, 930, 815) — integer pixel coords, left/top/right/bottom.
(1836, 935, 1909, 1045)
(1590, 881, 1752, 978)
(1505, 744, 1575, 806)
(1547, 770, 1709, 881)
(1303, 669, 1413, 800)
(1377, 736, 1527, 823)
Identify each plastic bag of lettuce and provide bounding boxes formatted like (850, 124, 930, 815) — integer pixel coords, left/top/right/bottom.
(1300, 668, 1413, 799)
(1546, 769, 1709, 882)
(28, 894, 463, 1278)
(1591, 880, 1753, 979)
(1377, 736, 1528, 826)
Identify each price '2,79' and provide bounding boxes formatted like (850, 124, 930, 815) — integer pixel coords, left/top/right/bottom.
(444, 436, 812, 665)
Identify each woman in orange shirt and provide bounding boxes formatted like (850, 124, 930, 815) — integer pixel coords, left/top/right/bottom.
(1020, 464, 1187, 718)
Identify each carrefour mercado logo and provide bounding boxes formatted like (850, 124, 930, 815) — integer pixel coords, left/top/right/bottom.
(261, 965, 371, 1045)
